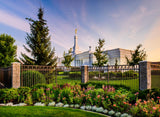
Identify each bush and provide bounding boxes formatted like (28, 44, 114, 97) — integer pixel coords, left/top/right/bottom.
(123, 70, 138, 77)
(22, 70, 46, 87)
(0, 88, 18, 103)
(138, 88, 160, 101)
(80, 82, 132, 91)
(68, 72, 81, 79)
(17, 87, 31, 102)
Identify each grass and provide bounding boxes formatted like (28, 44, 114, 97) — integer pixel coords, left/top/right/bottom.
(0, 106, 107, 117)
(152, 75, 160, 88)
(89, 78, 139, 90)
(48, 75, 139, 90)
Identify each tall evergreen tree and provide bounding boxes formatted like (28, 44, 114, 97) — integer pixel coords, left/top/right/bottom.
(20, 8, 57, 66)
(62, 48, 74, 68)
(126, 44, 146, 66)
(93, 39, 108, 67)
(0, 34, 17, 67)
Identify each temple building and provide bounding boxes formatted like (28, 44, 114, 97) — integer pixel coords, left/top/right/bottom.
(57, 30, 133, 66)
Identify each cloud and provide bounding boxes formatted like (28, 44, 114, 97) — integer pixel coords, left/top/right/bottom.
(0, 9, 30, 32)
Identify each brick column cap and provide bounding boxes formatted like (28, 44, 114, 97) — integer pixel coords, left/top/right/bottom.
(11, 62, 21, 65)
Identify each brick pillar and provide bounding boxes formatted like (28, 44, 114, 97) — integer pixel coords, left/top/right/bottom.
(81, 66, 89, 83)
(11, 62, 21, 88)
(139, 61, 151, 90)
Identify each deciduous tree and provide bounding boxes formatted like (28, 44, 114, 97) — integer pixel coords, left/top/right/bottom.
(126, 44, 146, 66)
(93, 39, 108, 67)
(62, 48, 74, 68)
(0, 34, 17, 67)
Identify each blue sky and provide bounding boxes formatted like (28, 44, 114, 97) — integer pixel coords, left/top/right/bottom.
(0, 0, 160, 61)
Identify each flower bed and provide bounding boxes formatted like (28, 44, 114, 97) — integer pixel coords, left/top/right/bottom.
(0, 83, 160, 117)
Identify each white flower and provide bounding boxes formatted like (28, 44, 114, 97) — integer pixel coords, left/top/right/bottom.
(120, 113, 129, 117)
(108, 110, 115, 116)
(34, 102, 45, 106)
(6, 102, 13, 106)
(80, 106, 85, 110)
(96, 107, 104, 113)
(55, 102, 64, 107)
(63, 104, 69, 108)
(103, 109, 108, 114)
(86, 105, 92, 110)
(74, 104, 80, 108)
(48, 102, 55, 106)
(91, 106, 97, 111)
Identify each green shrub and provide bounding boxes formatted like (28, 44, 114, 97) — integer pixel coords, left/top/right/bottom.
(0, 88, 18, 103)
(17, 87, 31, 102)
(31, 87, 46, 103)
(123, 70, 138, 77)
(138, 88, 160, 101)
(89, 71, 99, 78)
(22, 70, 46, 87)
(116, 71, 122, 77)
(32, 84, 49, 89)
(68, 72, 81, 79)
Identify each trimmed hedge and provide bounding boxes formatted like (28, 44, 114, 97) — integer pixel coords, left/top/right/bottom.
(22, 70, 46, 87)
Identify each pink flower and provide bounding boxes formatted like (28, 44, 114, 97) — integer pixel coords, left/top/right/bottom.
(113, 104, 116, 107)
(138, 99, 142, 102)
(97, 95, 100, 98)
(135, 103, 138, 106)
(123, 102, 127, 104)
(46, 88, 50, 91)
(153, 107, 157, 110)
(134, 92, 139, 95)
(157, 96, 160, 99)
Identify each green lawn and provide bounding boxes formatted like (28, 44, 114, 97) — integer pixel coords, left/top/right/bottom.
(0, 106, 107, 117)
(51, 75, 139, 90)
(89, 78, 139, 90)
(152, 75, 160, 88)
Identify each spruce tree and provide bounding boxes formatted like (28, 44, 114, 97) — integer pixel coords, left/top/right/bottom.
(62, 48, 74, 68)
(126, 44, 146, 66)
(20, 8, 57, 66)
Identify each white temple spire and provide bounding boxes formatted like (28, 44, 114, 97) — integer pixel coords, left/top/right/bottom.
(73, 29, 79, 55)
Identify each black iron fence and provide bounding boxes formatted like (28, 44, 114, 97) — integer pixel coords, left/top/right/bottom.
(88, 65, 139, 90)
(20, 65, 81, 87)
(20, 65, 56, 87)
(151, 63, 160, 88)
(0, 66, 12, 88)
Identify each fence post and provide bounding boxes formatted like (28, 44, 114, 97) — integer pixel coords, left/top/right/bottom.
(139, 61, 151, 90)
(11, 62, 21, 88)
(81, 65, 89, 83)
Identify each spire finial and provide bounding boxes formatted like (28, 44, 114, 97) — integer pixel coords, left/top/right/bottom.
(75, 28, 77, 35)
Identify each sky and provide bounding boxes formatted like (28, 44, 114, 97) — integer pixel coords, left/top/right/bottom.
(0, 0, 160, 61)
